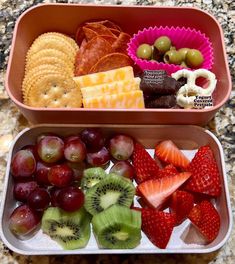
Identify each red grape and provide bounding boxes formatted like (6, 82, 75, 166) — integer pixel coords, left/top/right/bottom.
(110, 160, 135, 179)
(11, 150, 36, 179)
(35, 161, 52, 186)
(21, 145, 39, 160)
(9, 204, 40, 239)
(49, 187, 61, 207)
(48, 164, 74, 187)
(64, 135, 80, 144)
(13, 181, 39, 202)
(109, 134, 134, 160)
(37, 136, 64, 163)
(57, 186, 84, 212)
(80, 128, 105, 152)
(86, 146, 110, 167)
(66, 161, 86, 182)
(27, 188, 50, 211)
(64, 138, 86, 163)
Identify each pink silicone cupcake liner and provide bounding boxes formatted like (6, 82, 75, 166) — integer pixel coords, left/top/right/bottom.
(127, 26, 214, 75)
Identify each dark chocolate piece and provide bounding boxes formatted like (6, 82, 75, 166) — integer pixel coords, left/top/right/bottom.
(140, 70, 179, 95)
(145, 95, 176, 108)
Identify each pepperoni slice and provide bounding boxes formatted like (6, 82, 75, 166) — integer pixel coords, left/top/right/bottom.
(112, 32, 131, 55)
(100, 35, 117, 45)
(85, 23, 115, 37)
(83, 27, 98, 41)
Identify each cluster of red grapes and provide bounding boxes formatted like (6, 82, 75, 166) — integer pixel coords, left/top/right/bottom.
(9, 128, 135, 238)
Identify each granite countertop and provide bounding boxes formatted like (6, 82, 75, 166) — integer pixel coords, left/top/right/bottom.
(0, 0, 234, 263)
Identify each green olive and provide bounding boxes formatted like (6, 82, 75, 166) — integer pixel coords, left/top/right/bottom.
(178, 48, 190, 61)
(185, 49, 204, 68)
(180, 61, 189, 68)
(154, 36, 171, 54)
(136, 44, 152, 60)
(164, 50, 183, 65)
(170, 46, 176, 50)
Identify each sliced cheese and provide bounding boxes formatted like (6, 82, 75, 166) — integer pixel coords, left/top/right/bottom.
(73, 66, 134, 88)
(83, 90, 145, 109)
(81, 78, 141, 99)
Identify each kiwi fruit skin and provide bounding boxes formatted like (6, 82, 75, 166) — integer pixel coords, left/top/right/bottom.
(81, 167, 107, 191)
(84, 173, 135, 216)
(41, 207, 91, 250)
(92, 204, 141, 249)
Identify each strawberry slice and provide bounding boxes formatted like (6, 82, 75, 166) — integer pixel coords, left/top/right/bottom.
(188, 200, 220, 242)
(169, 190, 194, 225)
(132, 142, 160, 184)
(138, 172, 191, 209)
(158, 164, 178, 178)
(155, 140, 190, 169)
(184, 145, 221, 197)
(142, 208, 176, 249)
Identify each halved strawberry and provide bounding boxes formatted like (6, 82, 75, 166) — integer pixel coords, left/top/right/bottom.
(132, 142, 160, 184)
(142, 208, 176, 249)
(188, 200, 220, 242)
(169, 190, 194, 225)
(184, 145, 221, 197)
(157, 164, 178, 178)
(138, 172, 191, 209)
(155, 140, 190, 169)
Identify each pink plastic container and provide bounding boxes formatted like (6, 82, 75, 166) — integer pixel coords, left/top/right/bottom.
(5, 4, 231, 125)
(0, 124, 232, 254)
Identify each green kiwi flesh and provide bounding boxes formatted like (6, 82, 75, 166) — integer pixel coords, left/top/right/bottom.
(81, 167, 107, 191)
(92, 204, 141, 249)
(41, 207, 91, 250)
(84, 173, 135, 215)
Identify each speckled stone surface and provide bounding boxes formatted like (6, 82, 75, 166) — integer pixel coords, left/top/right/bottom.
(0, 0, 234, 263)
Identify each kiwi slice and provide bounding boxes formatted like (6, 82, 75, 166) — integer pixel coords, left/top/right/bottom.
(41, 207, 91, 250)
(81, 167, 107, 191)
(92, 204, 141, 249)
(84, 173, 135, 215)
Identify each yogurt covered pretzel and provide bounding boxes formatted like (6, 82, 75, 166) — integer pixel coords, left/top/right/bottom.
(171, 69, 217, 108)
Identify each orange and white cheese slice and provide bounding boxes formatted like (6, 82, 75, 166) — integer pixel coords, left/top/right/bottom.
(83, 90, 145, 109)
(73, 66, 134, 88)
(81, 78, 141, 99)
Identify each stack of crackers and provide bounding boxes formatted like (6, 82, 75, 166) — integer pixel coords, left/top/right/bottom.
(22, 32, 82, 108)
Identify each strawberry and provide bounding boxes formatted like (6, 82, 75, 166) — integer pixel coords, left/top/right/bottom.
(169, 190, 194, 225)
(188, 200, 220, 242)
(157, 164, 178, 178)
(132, 142, 160, 184)
(184, 145, 221, 197)
(141, 208, 176, 249)
(138, 172, 191, 209)
(155, 140, 190, 169)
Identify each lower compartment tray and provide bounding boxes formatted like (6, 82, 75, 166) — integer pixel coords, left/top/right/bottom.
(0, 124, 232, 255)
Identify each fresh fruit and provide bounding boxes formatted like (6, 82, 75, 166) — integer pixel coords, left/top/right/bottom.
(184, 145, 221, 197)
(57, 186, 84, 212)
(81, 167, 107, 191)
(21, 145, 39, 160)
(64, 138, 86, 163)
(110, 160, 135, 179)
(42, 207, 91, 249)
(141, 208, 176, 249)
(66, 161, 86, 182)
(9, 204, 40, 239)
(154, 140, 190, 169)
(13, 181, 39, 202)
(138, 172, 191, 209)
(64, 135, 80, 145)
(84, 173, 135, 215)
(185, 49, 204, 68)
(50, 187, 61, 207)
(80, 128, 105, 152)
(92, 204, 141, 249)
(109, 134, 134, 160)
(157, 164, 178, 178)
(136, 44, 152, 60)
(48, 164, 74, 188)
(86, 146, 110, 167)
(169, 190, 194, 225)
(163, 50, 183, 65)
(37, 135, 64, 163)
(188, 200, 220, 242)
(11, 150, 36, 178)
(154, 36, 171, 54)
(132, 142, 160, 184)
(27, 188, 50, 211)
(35, 161, 52, 186)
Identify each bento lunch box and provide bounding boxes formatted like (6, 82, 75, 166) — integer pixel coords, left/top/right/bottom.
(5, 4, 232, 125)
(0, 124, 232, 255)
